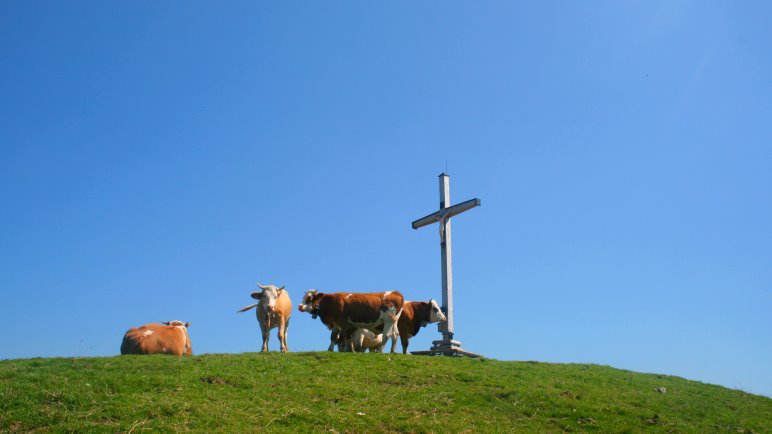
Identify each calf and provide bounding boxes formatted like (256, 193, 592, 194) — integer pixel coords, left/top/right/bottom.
(237, 283, 292, 353)
(120, 320, 192, 356)
(398, 300, 446, 354)
(298, 290, 404, 353)
(352, 328, 383, 352)
(329, 329, 353, 352)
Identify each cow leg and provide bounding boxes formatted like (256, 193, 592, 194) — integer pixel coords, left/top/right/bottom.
(279, 319, 288, 353)
(343, 328, 355, 352)
(261, 327, 270, 352)
(285, 318, 290, 352)
(353, 333, 362, 352)
(376, 334, 391, 352)
(328, 328, 338, 352)
(401, 334, 409, 355)
(379, 307, 400, 353)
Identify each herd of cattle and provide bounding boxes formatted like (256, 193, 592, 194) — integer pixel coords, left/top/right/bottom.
(120, 283, 447, 356)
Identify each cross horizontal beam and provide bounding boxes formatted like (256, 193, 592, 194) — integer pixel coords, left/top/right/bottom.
(411, 198, 481, 230)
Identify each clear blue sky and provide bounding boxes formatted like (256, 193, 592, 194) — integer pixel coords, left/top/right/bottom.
(1, 2, 770, 396)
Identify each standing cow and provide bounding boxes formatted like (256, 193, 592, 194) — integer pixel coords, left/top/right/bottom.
(237, 283, 292, 353)
(298, 289, 404, 353)
(398, 300, 447, 354)
(120, 320, 192, 356)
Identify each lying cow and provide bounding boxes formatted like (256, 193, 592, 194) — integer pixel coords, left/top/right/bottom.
(352, 328, 383, 352)
(298, 289, 403, 353)
(237, 283, 292, 353)
(120, 320, 192, 356)
(398, 300, 447, 354)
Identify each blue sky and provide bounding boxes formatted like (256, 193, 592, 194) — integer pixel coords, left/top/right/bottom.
(1, 2, 770, 396)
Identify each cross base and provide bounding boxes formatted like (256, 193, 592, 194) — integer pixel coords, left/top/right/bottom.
(411, 339, 482, 358)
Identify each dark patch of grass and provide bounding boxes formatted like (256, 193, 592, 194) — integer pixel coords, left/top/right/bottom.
(0, 353, 770, 433)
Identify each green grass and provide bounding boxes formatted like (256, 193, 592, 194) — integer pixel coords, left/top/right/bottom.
(1, 353, 770, 433)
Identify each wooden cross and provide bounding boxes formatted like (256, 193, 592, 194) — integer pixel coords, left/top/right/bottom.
(411, 173, 481, 357)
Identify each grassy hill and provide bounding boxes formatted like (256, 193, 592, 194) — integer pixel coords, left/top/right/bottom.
(1, 352, 769, 433)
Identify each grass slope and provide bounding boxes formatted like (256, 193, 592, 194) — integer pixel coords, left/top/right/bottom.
(1, 352, 770, 433)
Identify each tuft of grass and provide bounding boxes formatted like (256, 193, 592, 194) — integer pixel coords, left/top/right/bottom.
(0, 352, 770, 433)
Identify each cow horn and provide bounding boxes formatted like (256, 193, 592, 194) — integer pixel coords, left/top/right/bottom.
(256, 283, 268, 290)
(278, 286, 285, 291)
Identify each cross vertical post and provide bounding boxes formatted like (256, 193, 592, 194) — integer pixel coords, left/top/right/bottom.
(439, 173, 454, 341)
(411, 173, 481, 357)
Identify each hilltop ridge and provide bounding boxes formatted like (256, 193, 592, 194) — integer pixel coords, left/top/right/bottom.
(1, 352, 770, 432)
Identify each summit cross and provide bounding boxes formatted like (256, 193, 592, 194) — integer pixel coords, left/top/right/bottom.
(411, 173, 481, 357)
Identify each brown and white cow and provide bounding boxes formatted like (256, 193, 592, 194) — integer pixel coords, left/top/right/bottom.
(237, 283, 292, 353)
(298, 290, 404, 353)
(120, 320, 192, 356)
(398, 300, 446, 354)
(352, 328, 383, 353)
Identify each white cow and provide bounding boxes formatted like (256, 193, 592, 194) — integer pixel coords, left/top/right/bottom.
(237, 283, 292, 353)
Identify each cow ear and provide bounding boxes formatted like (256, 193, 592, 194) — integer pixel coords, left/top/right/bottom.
(185, 322, 191, 328)
(251, 291, 263, 300)
(162, 321, 170, 325)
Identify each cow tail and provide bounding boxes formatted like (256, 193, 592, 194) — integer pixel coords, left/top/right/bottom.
(390, 307, 404, 322)
(237, 303, 259, 313)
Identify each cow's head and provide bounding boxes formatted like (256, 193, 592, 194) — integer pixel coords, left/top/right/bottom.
(251, 283, 285, 313)
(162, 320, 191, 328)
(298, 289, 322, 318)
(428, 300, 446, 323)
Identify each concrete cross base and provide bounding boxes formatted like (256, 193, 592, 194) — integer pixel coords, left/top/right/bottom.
(411, 340, 482, 358)
(431, 339, 464, 350)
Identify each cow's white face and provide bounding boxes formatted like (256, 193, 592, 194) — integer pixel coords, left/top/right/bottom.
(252, 284, 284, 313)
(429, 300, 446, 323)
(297, 289, 318, 316)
